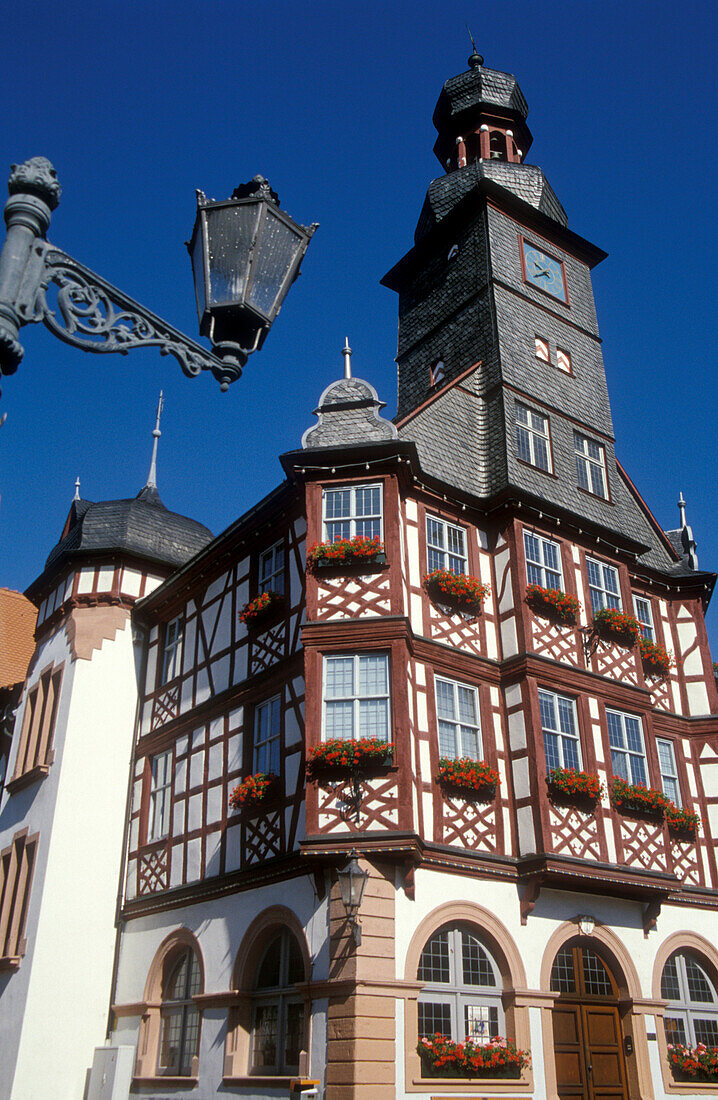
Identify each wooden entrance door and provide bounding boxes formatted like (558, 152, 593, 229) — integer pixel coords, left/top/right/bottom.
(551, 945, 628, 1100)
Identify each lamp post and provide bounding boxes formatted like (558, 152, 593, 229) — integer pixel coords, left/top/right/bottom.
(337, 851, 369, 946)
(0, 156, 317, 400)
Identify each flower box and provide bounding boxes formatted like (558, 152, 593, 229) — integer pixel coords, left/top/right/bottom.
(425, 569, 489, 615)
(547, 768, 602, 805)
(229, 772, 279, 811)
(667, 1042, 718, 1082)
(593, 607, 642, 647)
(438, 758, 499, 800)
(525, 584, 580, 625)
(418, 1034, 530, 1079)
(239, 590, 284, 626)
(665, 804, 701, 838)
(638, 636, 673, 677)
(610, 776, 668, 818)
(307, 536, 385, 569)
(307, 737, 394, 778)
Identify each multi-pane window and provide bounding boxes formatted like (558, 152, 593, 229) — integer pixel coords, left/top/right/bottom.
(657, 738, 681, 806)
(586, 558, 622, 615)
(417, 925, 503, 1045)
(574, 432, 608, 498)
(435, 678, 482, 761)
(524, 532, 563, 590)
(259, 541, 284, 595)
(426, 516, 467, 574)
(324, 654, 390, 742)
(160, 617, 183, 684)
(662, 952, 718, 1048)
(253, 696, 281, 775)
(148, 750, 173, 841)
(251, 929, 305, 1075)
(158, 948, 202, 1076)
(607, 710, 647, 786)
(633, 596, 654, 641)
(551, 945, 615, 997)
(539, 690, 581, 772)
(323, 484, 382, 541)
(516, 404, 551, 472)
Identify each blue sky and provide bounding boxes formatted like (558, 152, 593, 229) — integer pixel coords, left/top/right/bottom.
(2, 0, 717, 651)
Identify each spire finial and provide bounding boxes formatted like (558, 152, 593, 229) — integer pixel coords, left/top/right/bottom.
(342, 337, 352, 379)
(466, 25, 484, 69)
(678, 491, 687, 529)
(145, 391, 164, 490)
(73, 476, 80, 501)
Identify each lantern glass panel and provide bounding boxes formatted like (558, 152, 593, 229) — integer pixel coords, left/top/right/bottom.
(189, 226, 207, 321)
(206, 203, 260, 309)
(246, 207, 304, 320)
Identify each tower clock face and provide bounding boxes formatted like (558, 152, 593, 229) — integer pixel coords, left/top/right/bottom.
(521, 240, 567, 302)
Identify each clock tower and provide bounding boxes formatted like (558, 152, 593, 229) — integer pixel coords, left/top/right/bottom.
(383, 49, 673, 573)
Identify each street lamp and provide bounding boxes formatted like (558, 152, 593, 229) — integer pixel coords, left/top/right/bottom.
(337, 851, 369, 946)
(0, 156, 316, 398)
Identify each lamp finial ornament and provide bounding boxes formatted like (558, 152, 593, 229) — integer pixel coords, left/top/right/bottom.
(678, 491, 687, 529)
(343, 337, 352, 379)
(8, 156, 61, 210)
(466, 25, 484, 69)
(145, 391, 164, 490)
(73, 476, 80, 501)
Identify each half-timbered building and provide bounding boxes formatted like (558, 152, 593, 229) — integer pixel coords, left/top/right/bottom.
(1, 49, 718, 1100)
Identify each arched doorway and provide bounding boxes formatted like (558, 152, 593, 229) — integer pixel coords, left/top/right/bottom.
(550, 942, 629, 1100)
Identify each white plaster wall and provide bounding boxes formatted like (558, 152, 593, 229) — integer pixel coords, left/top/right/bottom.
(111, 876, 327, 1096)
(8, 617, 140, 1100)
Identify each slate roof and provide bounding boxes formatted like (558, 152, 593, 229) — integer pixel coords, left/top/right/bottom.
(433, 65, 529, 128)
(0, 588, 36, 688)
(301, 376, 398, 449)
(44, 492, 213, 573)
(415, 160, 568, 243)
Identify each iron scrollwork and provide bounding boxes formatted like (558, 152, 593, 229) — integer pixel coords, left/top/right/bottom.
(21, 243, 224, 380)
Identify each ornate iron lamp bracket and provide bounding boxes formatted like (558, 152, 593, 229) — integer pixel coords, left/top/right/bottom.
(16, 240, 226, 381)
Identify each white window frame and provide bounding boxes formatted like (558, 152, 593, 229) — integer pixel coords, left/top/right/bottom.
(417, 925, 504, 1045)
(435, 677, 482, 761)
(149, 749, 173, 841)
(657, 737, 681, 807)
(524, 532, 564, 591)
(322, 653, 390, 742)
(607, 709, 647, 787)
(538, 690, 582, 772)
(426, 515, 468, 574)
(586, 558, 622, 615)
(662, 952, 718, 1049)
(632, 595, 654, 641)
(516, 403, 552, 472)
(574, 432, 608, 498)
(253, 695, 281, 775)
(322, 483, 383, 542)
(259, 540, 284, 595)
(160, 616, 183, 684)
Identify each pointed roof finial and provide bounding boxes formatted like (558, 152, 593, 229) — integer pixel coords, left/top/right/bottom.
(466, 25, 484, 69)
(73, 477, 80, 501)
(342, 337, 352, 379)
(145, 391, 164, 490)
(678, 491, 687, 529)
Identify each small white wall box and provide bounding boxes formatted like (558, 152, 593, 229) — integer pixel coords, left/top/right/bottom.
(86, 1045, 135, 1100)
(289, 1079, 320, 1097)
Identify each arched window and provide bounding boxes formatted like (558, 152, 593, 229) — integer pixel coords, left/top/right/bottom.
(662, 952, 718, 1047)
(417, 924, 503, 1042)
(550, 944, 616, 997)
(489, 131, 507, 161)
(158, 946, 202, 1076)
(251, 929, 306, 1075)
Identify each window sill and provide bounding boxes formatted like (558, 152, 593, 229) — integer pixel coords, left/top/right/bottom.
(411, 1075, 531, 1092)
(223, 1076, 298, 1087)
(5, 764, 50, 794)
(577, 484, 612, 504)
(516, 457, 558, 479)
(133, 1077, 198, 1087)
(310, 553, 387, 572)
